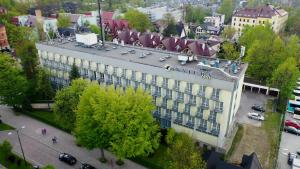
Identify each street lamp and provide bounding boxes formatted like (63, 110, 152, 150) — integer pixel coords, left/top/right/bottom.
(97, 0, 105, 46)
(8, 126, 26, 165)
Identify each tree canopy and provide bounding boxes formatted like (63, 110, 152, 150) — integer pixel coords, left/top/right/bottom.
(70, 63, 80, 81)
(167, 132, 206, 169)
(52, 78, 90, 132)
(285, 7, 300, 35)
(57, 14, 72, 28)
(0, 54, 28, 108)
(185, 5, 210, 24)
(218, 0, 233, 24)
(124, 9, 152, 32)
(218, 42, 240, 60)
(221, 26, 236, 40)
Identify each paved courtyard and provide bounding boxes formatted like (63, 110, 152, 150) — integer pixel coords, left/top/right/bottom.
(0, 105, 146, 169)
(236, 91, 271, 127)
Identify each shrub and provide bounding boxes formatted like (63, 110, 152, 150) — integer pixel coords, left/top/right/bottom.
(116, 159, 124, 165)
(165, 128, 175, 146)
(7, 155, 16, 163)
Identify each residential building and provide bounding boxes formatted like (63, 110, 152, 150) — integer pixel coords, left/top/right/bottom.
(195, 23, 221, 36)
(231, 4, 288, 34)
(136, 6, 183, 22)
(204, 13, 225, 28)
(207, 152, 262, 169)
(36, 36, 247, 151)
(0, 25, 9, 50)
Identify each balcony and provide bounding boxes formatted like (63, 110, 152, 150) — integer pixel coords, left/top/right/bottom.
(162, 83, 168, 88)
(214, 107, 223, 113)
(153, 111, 161, 118)
(174, 86, 180, 92)
(174, 118, 183, 125)
(141, 78, 147, 83)
(195, 112, 203, 118)
(176, 96, 184, 103)
(196, 126, 207, 133)
(164, 93, 172, 99)
(152, 91, 161, 97)
(211, 94, 219, 101)
(211, 129, 220, 136)
(162, 102, 167, 107)
(185, 121, 195, 129)
(185, 88, 192, 95)
(197, 91, 205, 97)
(151, 80, 157, 85)
(201, 104, 209, 110)
(172, 106, 178, 112)
(183, 108, 190, 115)
(188, 99, 196, 106)
(163, 114, 172, 121)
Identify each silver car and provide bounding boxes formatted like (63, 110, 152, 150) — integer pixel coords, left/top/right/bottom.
(248, 112, 265, 121)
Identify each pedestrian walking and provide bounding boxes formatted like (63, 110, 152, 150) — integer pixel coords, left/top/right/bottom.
(52, 136, 57, 144)
(44, 128, 47, 135)
(41, 128, 45, 135)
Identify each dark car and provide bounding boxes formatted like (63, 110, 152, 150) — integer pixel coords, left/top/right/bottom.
(288, 152, 297, 165)
(80, 163, 96, 169)
(251, 105, 265, 112)
(58, 153, 77, 165)
(284, 126, 300, 136)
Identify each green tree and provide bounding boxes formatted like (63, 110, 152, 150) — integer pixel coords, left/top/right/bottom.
(218, 0, 234, 24)
(57, 14, 71, 28)
(0, 140, 12, 157)
(75, 83, 111, 162)
(219, 42, 240, 60)
(165, 128, 175, 146)
(15, 41, 39, 80)
(0, 54, 28, 108)
(124, 9, 152, 32)
(89, 24, 101, 34)
(162, 13, 175, 25)
(3, 21, 34, 47)
(221, 26, 236, 40)
(270, 57, 300, 111)
(286, 35, 300, 63)
(285, 7, 300, 35)
(35, 68, 54, 100)
(163, 23, 178, 37)
(52, 78, 90, 131)
(107, 86, 160, 162)
(167, 133, 206, 169)
(70, 63, 80, 81)
(185, 5, 210, 24)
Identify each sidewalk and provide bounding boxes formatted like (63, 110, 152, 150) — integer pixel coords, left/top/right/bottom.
(0, 105, 147, 169)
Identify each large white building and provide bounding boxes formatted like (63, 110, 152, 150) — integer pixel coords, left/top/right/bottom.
(36, 38, 247, 152)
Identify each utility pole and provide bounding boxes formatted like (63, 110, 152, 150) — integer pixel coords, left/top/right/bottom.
(16, 130, 26, 165)
(97, 0, 105, 46)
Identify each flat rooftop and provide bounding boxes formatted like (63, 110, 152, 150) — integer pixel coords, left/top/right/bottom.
(38, 38, 248, 82)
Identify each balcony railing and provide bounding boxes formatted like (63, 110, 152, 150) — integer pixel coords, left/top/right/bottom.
(198, 91, 205, 97)
(176, 96, 184, 102)
(174, 118, 183, 125)
(185, 121, 195, 129)
(172, 106, 178, 112)
(211, 94, 219, 101)
(141, 78, 147, 83)
(201, 104, 209, 110)
(163, 114, 172, 121)
(183, 108, 190, 115)
(153, 91, 161, 97)
(195, 112, 203, 118)
(196, 126, 207, 132)
(214, 107, 223, 113)
(185, 88, 192, 94)
(174, 86, 180, 92)
(151, 80, 156, 85)
(162, 102, 167, 107)
(162, 83, 168, 88)
(188, 99, 196, 105)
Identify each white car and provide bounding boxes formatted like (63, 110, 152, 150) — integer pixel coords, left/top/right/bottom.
(248, 112, 265, 121)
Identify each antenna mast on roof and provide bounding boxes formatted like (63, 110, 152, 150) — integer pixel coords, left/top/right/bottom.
(97, 0, 105, 46)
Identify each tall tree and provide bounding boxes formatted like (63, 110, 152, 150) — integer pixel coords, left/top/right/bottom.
(270, 57, 300, 110)
(57, 14, 71, 28)
(124, 9, 152, 32)
(185, 5, 210, 24)
(15, 41, 39, 80)
(75, 83, 111, 162)
(218, 0, 233, 23)
(285, 7, 300, 35)
(107, 86, 160, 162)
(52, 78, 89, 132)
(70, 63, 80, 81)
(167, 133, 206, 169)
(35, 68, 54, 100)
(0, 54, 28, 108)
(221, 26, 236, 40)
(163, 23, 178, 37)
(286, 35, 300, 63)
(219, 42, 240, 60)
(89, 24, 101, 34)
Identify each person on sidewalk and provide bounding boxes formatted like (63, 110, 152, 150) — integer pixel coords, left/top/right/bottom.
(52, 136, 57, 144)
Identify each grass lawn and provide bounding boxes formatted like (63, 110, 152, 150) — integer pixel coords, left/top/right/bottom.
(0, 149, 30, 169)
(225, 124, 244, 160)
(23, 110, 70, 133)
(0, 123, 14, 131)
(130, 144, 169, 169)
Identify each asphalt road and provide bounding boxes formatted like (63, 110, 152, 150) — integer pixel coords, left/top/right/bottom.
(0, 105, 147, 169)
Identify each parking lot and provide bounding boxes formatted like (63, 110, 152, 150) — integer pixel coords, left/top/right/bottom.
(277, 113, 300, 169)
(236, 91, 271, 127)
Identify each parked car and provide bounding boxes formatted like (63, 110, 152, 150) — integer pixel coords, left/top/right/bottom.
(80, 163, 96, 169)
(296, 149, 300, 156)
(288, 152, 297, 165)
(285, 120, 300, 129)
(284, 126, 300, 136)
(248, 112, 265, 121)
(251, 104, 265, 112)
(58, 153, 77, 165)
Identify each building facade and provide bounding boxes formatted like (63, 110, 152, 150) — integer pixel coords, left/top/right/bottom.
(0, 25, 9, 50)
(231, 4, 288, 34)
(36, 40, 247, 151)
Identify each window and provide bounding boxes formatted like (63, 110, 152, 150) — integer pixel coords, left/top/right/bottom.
(142, 73, 146, 82)
(243, 19, 245, 22)
(163, 78, 168, 87)
(215, 101, 224, 112)
(131, 71, 136, 81)
(186, 116, 195, 129)
(203, 98, 209, 108)
(239, 23, 241, 26)
(166, 89, 172, 98)
(189, 95, 196, 105)
(122, 69, 126, 77)
(211, 122, 220, 136)
(184, 105, 190, 115)
(239, 18, 241, 21)
(208, 111, 217, 122)
(247, 19, 249, 22)
(212, 88, 220, 100)
(233, 23, 236, 26)
(197, 119, 207, 132)
(196, 108, 204, 118)
(152, 75, 156, 84)
(253, 20, 255, 23)
(175, 80, 180, 90)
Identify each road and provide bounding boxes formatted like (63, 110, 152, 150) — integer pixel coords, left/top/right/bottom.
(0, 105, 147, 169)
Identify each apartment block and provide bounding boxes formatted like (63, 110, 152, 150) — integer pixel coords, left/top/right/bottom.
(231, 4, 288, 34)
(36, 39, 247, 151)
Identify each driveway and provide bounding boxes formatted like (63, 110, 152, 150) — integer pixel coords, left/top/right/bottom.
(235, 91, 270, 127)
(0, 105, 147, 169)
(277, 113, 300, 169)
